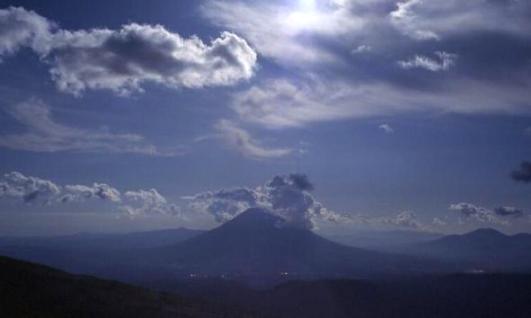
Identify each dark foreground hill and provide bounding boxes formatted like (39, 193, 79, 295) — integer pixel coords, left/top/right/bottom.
(153, 275, 531, 318)
(0, 256, 259, 318)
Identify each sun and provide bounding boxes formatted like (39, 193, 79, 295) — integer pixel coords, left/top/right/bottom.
(285, 0, 321, 32)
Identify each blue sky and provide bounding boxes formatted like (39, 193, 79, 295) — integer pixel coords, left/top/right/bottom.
(0, 0, 530, 236)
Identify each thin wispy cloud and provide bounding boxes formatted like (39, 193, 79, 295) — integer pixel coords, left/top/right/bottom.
(215, 119, 292, 159)
(0, 99, 176, 156)
(398, 51, 457, 72)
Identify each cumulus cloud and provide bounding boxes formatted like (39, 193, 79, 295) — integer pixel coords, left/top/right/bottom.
(0, 7, 257, 95)
(61, 184, 121, 203)
(449, 202, 506, 225)
(121, 189, 180, 216)
(0, 171, 60, 204)
(511, 161, 531, 183)
(376, 210, 423, 229)
(184, 174, 346, 229)
(494, 206, 525, 218)
(398, 51, 457, 71)
(378, 123, 394, 134)
(215, 119, 292, 159)
(0, 171, 180, 216)
(0, 6, 52, 60)
(0, 99, 174, 155)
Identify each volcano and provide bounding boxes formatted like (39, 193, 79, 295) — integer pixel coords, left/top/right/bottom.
(141, 208, 445, 282)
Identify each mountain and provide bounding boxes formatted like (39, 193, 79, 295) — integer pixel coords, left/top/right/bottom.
(0, 228, 204, 275)
(132, 208, 449, 285)
(0, 256, 258, 318)
(0, 227, 204, 249)
(324, 230, 443, 250)
(402, 228, 531, 271)
(0, 208, 451, 286)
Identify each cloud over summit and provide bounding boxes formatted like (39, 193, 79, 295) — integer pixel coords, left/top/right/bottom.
(185, 174, 345, 229)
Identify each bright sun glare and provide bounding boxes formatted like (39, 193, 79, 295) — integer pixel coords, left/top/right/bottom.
(285, 0, 321, 31)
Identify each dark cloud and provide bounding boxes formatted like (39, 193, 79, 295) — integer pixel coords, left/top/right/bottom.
(449, 202, 505, 225)
(494, 206, 525, 218)
(511, 161, 531, 183)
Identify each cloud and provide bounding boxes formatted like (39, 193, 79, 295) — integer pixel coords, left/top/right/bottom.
(230, 77, 531, 129)
(377, 210, 423, 229)
(449, 202, 506, 225)
(0, 171, 180, 216)
(184, 173, 346, 229)
(0, 7, 257, 95)
(378, 123, 394, 134)
(0, 99, 174, 156)
(390, 0, 531, 41)
(0, 6, 52, 60)
(215, 119, 292, 159)
(432, 217, 447, 226)
(511, 161, 531, 183)
(121, 189, 180, 216)
(201, 0, 361, 64)
(61, 184, 121, 203)
(494, 206, 525, 218)
(0, 171, 60, 204)
(398, 51, 457, 71)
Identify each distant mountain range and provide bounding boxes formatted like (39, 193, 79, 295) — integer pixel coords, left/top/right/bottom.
(400, 228, 531, 271)
(2, 209, 531, 285)
(0, 227, 204, 249)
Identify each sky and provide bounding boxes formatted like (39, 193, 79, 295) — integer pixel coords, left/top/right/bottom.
(0, 0, 530, 236)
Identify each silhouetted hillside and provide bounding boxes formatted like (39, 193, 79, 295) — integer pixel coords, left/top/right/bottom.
(0, 256, 259, 318)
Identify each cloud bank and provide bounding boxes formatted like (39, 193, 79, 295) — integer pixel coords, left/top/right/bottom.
(0, 171, 180, 217)
(0, 7, 257, 95)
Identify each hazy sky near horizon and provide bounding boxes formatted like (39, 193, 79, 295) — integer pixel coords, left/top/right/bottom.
(1, 0, 531, 236)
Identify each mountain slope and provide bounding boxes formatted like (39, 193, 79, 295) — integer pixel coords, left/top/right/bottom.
(139, 208, 448, 283)
(0, 256, 259, 318)
(403, 228, 531, 271)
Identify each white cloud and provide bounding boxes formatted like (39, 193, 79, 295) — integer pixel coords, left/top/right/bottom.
(201, 0, 363, 64)
(215, 119, 292, 159)
(376, 210, 423, 230)
(0, 99, 174, 156)
(398, 51, 457, 71)
(0, 6, 52, 60)
(390, 0, 531, 41)
(0, 7, 257, 95)
(0, 171, 60, 204)
(0, 171, 180, 217)
(230, 76, 531, 129)
(61, 184, 122, 203)
(184, 174, 347, 229)
(121, 189, 180, 216)
(378, 123, 394, 133)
